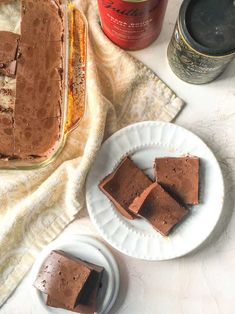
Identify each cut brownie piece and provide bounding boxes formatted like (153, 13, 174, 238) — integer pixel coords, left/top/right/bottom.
(129, 182, 189, 236)
(0, 60, 17, 77)
(34, 250, 104, 314)
(54, 251, 104, 312)
(154, 156, 199, 205)
(33, 250, 93, 311)
(47, 264, 103, 314)
(0, 31, 19, 62)
(99, 156, 153, 220)
(0, 31, 19, 77)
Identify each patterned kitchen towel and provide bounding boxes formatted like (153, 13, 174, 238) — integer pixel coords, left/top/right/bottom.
(0, 0, 184, 306)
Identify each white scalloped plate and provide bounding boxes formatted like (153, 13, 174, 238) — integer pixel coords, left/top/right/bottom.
(30, 235, 120, 314)
(86, 121, 224, 260)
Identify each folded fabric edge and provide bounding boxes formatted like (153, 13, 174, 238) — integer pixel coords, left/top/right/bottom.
(0, 211, 74, 307)
(129, 53, 186, 121)
(158, 96, 185, 122)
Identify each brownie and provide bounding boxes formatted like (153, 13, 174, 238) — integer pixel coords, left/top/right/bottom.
(0, 31, 19, 62)
(47, 265, 103, 314)
(0, 60, 17, 77)
(99, 156, 153, 220)
(13, 0, 64, 158)
(129, 182, 189, 236)
(0, 0, 63, 159)
(0, 31, 19, 77)
(154, 156, 199, 205)
(33, 250, 92, 311)
(34, 250, 104, 314)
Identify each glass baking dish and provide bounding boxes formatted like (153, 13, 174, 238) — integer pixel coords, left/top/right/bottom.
(0, 1, 87, 170)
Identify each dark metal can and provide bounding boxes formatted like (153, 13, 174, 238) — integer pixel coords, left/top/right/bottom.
(167, 0, 235, 84)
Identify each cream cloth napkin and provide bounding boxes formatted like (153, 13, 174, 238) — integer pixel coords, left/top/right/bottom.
(0, 0, 184, 306)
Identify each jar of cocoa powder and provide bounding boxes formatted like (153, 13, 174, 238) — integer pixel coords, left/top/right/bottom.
(98, 0, 168, 50)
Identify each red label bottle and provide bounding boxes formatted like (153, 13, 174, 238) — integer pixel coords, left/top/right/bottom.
(98, 0, 168, 50)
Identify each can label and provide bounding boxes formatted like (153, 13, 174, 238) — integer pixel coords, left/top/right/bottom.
(98, 0, 168, 50)
(167, 22, 235, 84)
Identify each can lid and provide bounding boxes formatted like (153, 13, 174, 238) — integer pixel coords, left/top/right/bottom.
(179, 0, 235, 56)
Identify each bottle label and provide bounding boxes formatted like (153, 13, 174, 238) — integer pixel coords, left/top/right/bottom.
(98, 0, 168, 50)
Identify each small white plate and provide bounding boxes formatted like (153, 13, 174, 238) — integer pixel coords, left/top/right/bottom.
(86, 121, 224, 260)
(30, 235, 120, 314)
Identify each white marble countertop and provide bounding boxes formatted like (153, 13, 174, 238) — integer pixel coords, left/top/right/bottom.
(2, 0, 235, 313)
